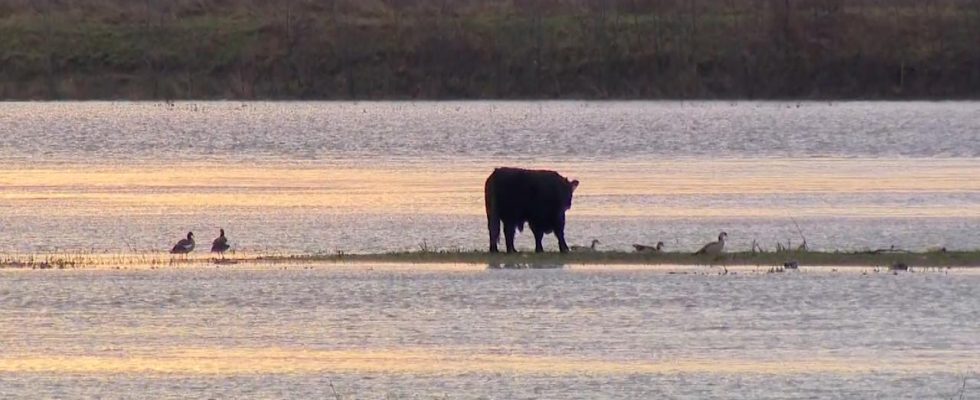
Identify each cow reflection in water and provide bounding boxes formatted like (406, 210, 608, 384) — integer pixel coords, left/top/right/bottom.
(484, 167, 579, 253)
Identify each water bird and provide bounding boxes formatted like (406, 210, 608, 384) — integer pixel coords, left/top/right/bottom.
(170, 232, 195, 254)
(633, 242, 665, 253)
(695, 232, 727, 255)
(783, 260, 799, 270)
(211, 228, 230, 256)
(570, 239, 601, 252)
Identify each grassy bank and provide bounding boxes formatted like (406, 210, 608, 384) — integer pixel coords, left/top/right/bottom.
(3, 250, 979, 269)
(264, 249, 980, 268)
(2, 0, 978, 99)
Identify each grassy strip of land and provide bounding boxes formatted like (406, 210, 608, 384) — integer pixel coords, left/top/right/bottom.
(4, 250, 979, 269)
(263, 250, 980, 268)
(2, 0, 979, 99)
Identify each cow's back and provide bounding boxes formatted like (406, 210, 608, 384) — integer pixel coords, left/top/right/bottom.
(486, 167, 564, 220)
(486, 167, 577, 253)
(486, 168, 531, 220)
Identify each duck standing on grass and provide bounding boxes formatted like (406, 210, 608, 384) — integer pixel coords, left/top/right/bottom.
(695, 232, 727, 256)
(170, 232, 195, 254)
(570, 239, 601, 252)
(211, 229, 231, 257)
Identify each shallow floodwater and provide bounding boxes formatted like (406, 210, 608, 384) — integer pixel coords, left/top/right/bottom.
(2, 102, 980, 398)
(1, 101, 979, 254)
(1, 265, 978, 398)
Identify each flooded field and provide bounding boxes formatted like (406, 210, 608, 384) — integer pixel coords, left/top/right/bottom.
(1, 101, 979, 254)
(1, 101, 979, 397)
(1, 264, 978, 398)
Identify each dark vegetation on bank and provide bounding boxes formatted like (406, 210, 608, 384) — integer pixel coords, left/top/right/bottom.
(271, 249, 980, 267)
(2, 0, 979, 100)
(3, 249, 979, 269)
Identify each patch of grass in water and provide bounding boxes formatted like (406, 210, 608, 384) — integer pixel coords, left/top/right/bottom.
(0, 252, 239, 269)
(4, 249, 978, 269)
(270, 249, 980, 267)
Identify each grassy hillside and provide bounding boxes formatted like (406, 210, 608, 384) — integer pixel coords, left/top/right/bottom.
(1, 0, 978, 99)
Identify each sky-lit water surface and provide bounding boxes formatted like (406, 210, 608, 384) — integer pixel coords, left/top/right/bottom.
(2, 102, 980, 398)
(1, 101, 978, 253)
(1, 265, 978, 398)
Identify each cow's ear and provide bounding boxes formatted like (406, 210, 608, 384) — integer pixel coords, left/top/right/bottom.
(570, 179, 579, 191)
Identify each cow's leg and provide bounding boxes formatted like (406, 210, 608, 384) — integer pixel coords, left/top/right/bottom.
(503, 221, 518, 253)
(555, 218, 569, 253)
(556, 232, 569, 253)
(532, 227, 545, 253)
(488, 217, 500, 253)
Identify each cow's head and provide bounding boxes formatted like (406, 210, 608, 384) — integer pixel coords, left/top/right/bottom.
(562, 178, 579, 209)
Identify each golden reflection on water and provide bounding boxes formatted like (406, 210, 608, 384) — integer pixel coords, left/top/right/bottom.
(2, 158, 979, 217)
(1, 347, 976, 376)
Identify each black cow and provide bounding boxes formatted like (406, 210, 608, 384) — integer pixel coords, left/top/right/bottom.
(485, 167, 579, 253)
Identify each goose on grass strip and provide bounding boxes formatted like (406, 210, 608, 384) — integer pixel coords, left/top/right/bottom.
(211, 228, 230, 257)
(570, 239, 601, 252)
(633, 242, 665, 253)
(694, 232, 727, 256)
(170, 231, 195, 254)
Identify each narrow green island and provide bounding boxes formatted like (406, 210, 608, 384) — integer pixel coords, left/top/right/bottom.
(263, 249, 980, 268)
(4, 249, 979, 269)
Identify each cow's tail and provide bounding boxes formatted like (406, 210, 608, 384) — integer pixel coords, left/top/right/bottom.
(485, 175, 500, 250)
